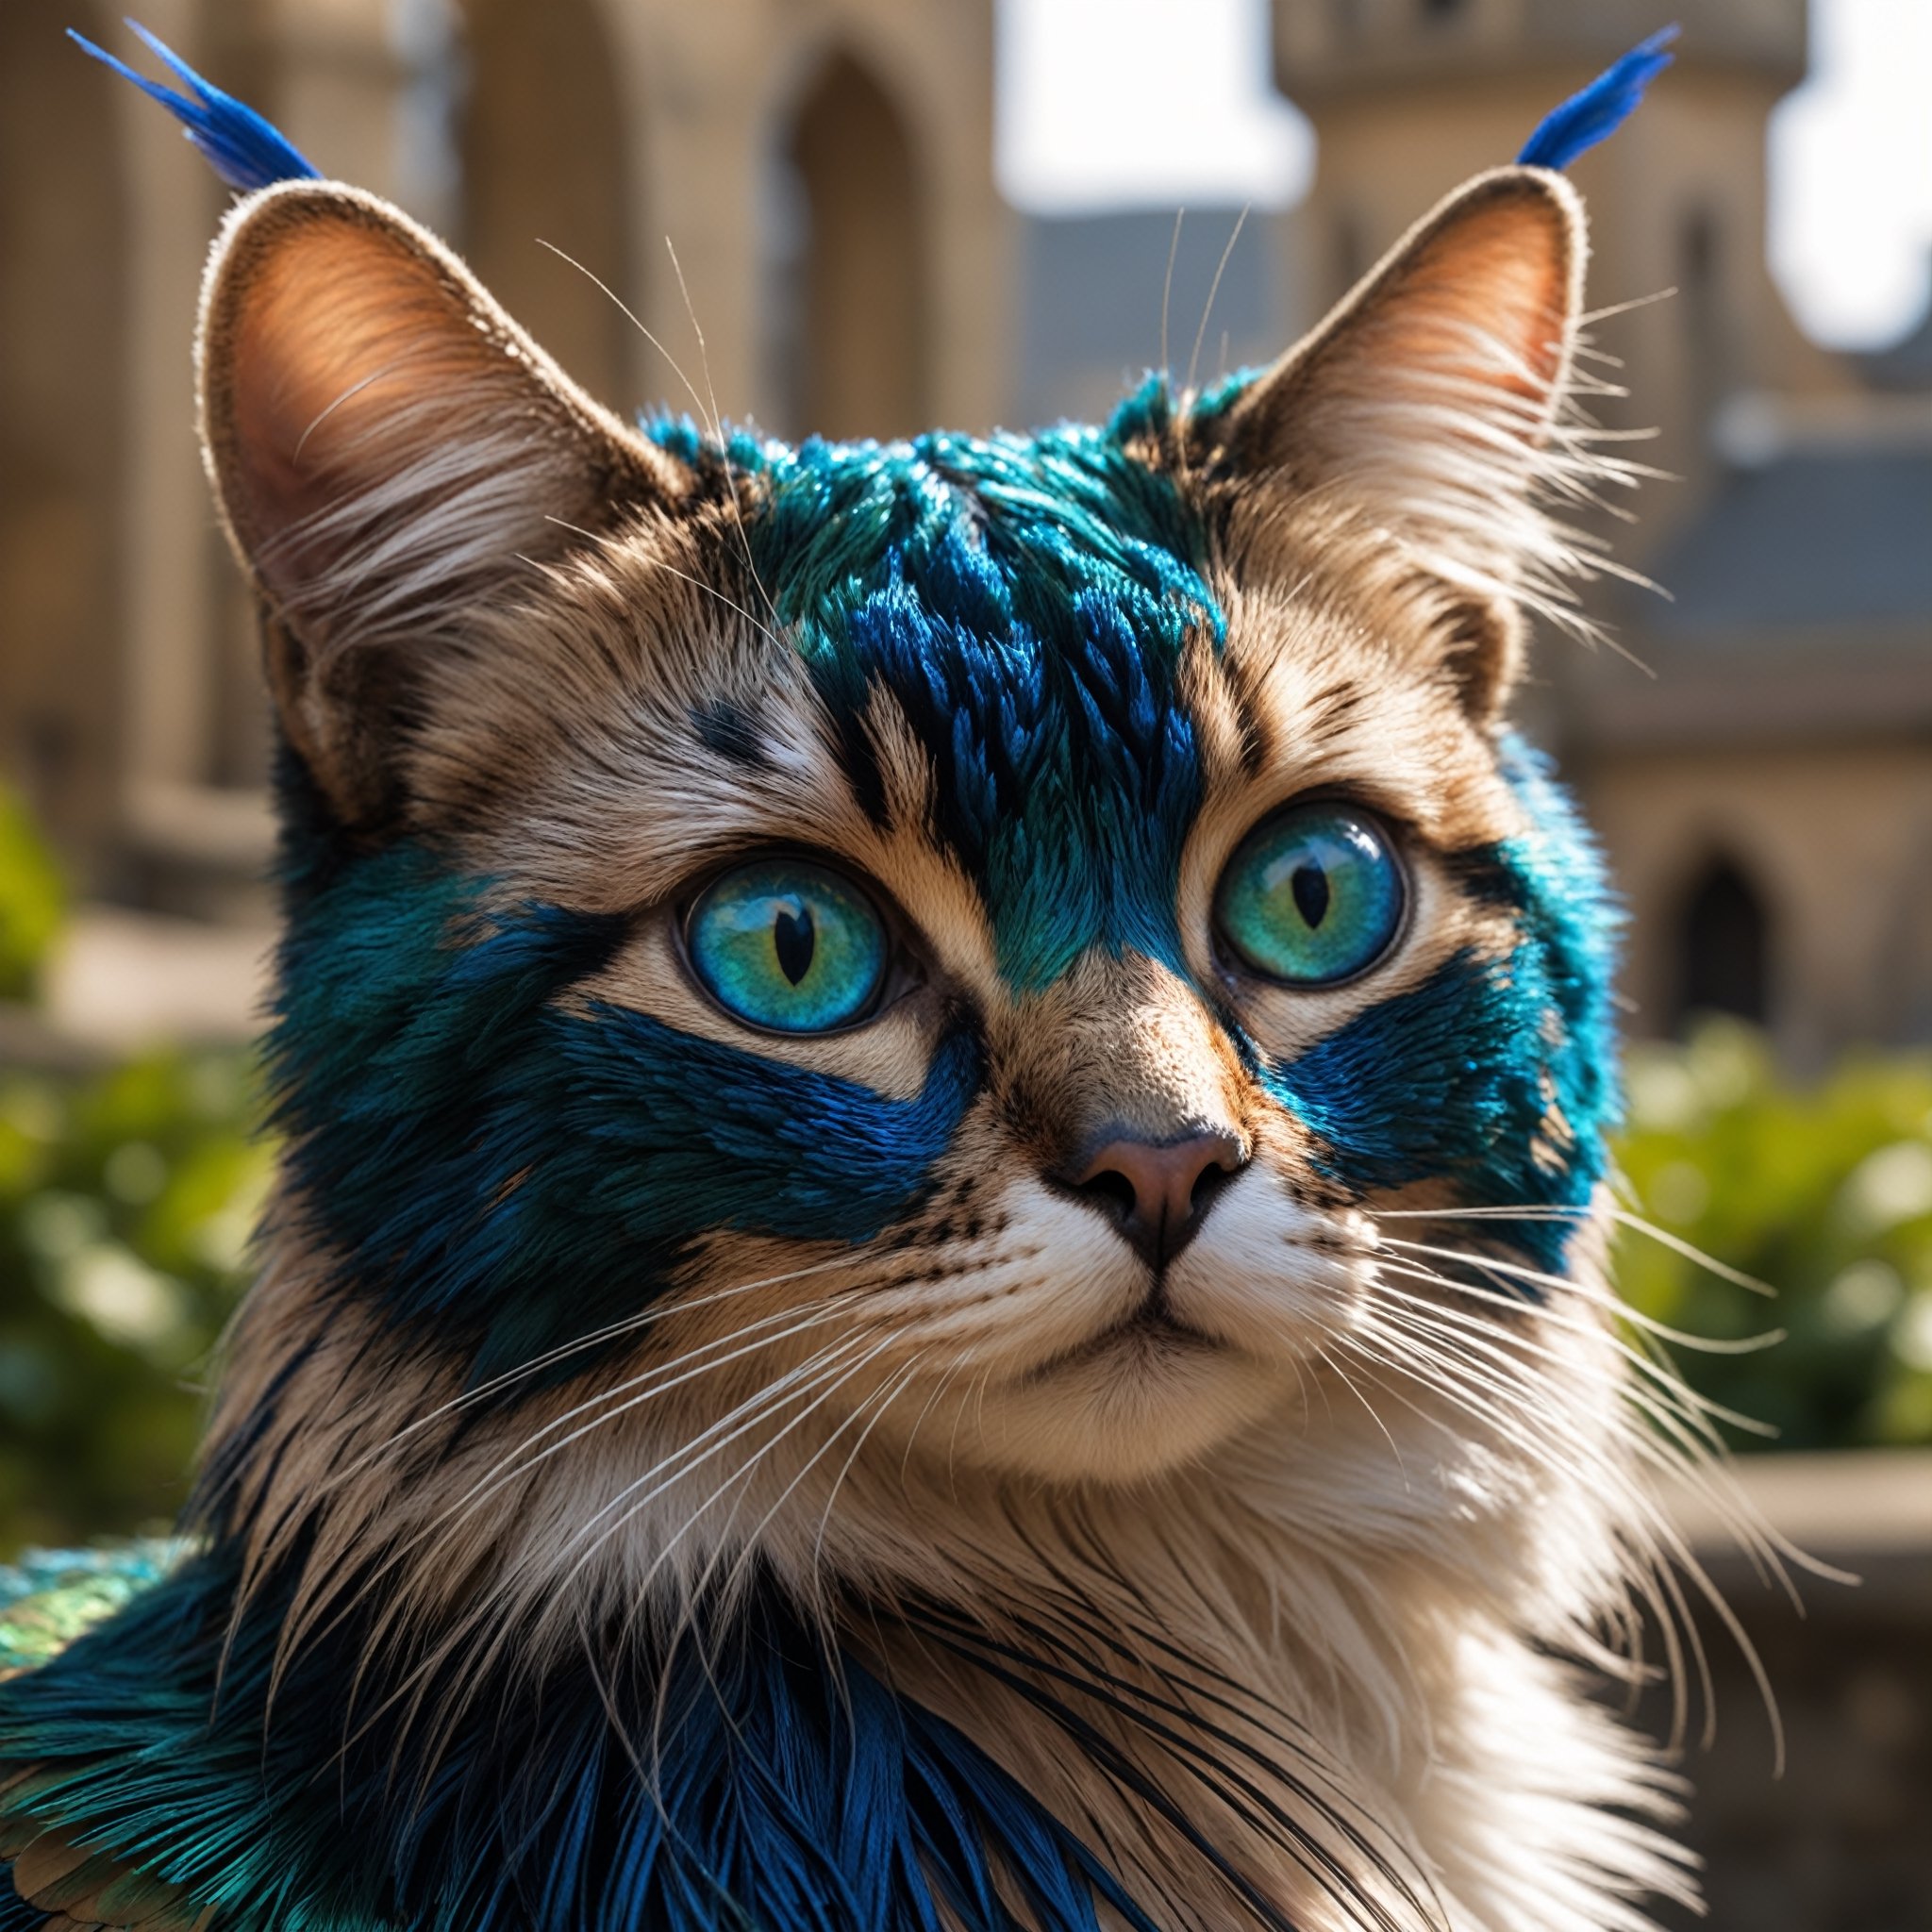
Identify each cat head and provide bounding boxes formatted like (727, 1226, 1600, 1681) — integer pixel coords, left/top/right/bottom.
(194, 169, 1624, 1617)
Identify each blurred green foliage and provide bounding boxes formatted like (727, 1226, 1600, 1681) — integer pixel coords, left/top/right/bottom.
(0, 780, 1926, 1558)
(0, 788, 63, 1003)
(0, 786, 270, 1555)
(1617, 1022, 1932, 1452)
(0, 1051, 271, 1553)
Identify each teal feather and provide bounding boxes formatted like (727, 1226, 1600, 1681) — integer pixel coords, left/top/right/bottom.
(0, 1545, 1163, 1932)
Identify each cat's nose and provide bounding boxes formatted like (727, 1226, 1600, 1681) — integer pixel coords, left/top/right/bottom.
(1063, 1129, 1247, 1269)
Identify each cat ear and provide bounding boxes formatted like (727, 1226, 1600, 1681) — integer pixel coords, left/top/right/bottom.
(1207, 167, 1593, 722)
(197, 181, 687, 825)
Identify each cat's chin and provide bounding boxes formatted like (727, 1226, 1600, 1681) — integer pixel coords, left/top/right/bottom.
(930, 1320, 1288, 1484)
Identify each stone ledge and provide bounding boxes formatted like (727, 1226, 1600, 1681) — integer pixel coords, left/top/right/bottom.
(43, 908, 273, 1052)
(1667, 1448, 1932, 1621)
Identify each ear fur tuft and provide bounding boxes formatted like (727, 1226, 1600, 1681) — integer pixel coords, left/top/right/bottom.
(1197, 167, 1642, 722)
(197, 181, 685, 825)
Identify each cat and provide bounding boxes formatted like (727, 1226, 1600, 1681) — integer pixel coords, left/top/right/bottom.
(0, 27, 1729, 1932)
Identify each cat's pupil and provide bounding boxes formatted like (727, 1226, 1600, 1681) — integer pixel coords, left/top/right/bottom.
(1291, 864, 1330, 929)
(774, 906, 816, 986)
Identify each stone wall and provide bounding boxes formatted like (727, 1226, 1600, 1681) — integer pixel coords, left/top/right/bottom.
(0, 0, 1009, 897)
(1656, 1451, 1932, 1930)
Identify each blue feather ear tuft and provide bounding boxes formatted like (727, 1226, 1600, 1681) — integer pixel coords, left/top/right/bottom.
(1516, 25, 1678, 171)
(68, 19, 318, 191)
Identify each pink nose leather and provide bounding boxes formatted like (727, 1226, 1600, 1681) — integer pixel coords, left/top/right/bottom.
(1068, 1130, 1245, 1268)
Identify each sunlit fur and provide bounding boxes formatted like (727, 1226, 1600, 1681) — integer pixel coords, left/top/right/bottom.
(0, 167, 1761, 1932)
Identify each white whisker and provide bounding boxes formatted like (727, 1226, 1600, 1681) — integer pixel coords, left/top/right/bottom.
(1186, 205, 1249, 398)
(335, 1252, 862, 1478)
(271, 1291, 874, 1680)
(559, 1330, 906, 1599)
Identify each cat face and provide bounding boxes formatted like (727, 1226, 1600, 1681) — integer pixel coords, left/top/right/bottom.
(198, 170, 1619, 1525)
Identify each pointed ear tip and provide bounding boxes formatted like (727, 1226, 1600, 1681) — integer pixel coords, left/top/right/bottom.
(196, 179, 472, 450)
(199, 179, 485, 383)
(1439, 164, 1588, 254)
(200, 179, 445, 335)
(1450, 162, 1582, 202)
(194, 180, 476, 547)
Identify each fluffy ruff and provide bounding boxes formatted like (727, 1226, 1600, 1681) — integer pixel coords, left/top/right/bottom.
(1, 1257, 1707, 1932)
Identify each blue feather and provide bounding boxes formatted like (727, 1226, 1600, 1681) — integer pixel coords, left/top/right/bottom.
(0, 1548, 1156, 1931)
(729, 422, 1216, 991)
(1516, 26, 1678, 171)
(74, 18, 1671, 204)
(68, 21, 318, 191)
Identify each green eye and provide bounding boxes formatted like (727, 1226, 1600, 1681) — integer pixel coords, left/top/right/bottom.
(1214, 804, 1406, 987)
(686, 859, 890, 1034)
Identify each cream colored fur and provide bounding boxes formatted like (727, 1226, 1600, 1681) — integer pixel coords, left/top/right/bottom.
(184, 165, 1773, 1931)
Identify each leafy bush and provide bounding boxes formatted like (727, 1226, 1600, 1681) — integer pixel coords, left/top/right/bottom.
(0, 1049, 270, 1551)
(0, 788, 63, 1002)
(0, 786, 270, 1554)
(1616, 1022, 1932, 1452)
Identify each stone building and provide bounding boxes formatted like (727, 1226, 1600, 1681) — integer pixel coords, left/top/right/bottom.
(1, 0, 1926, 1062)
(2, 11, 1928, 1925)
(1274, 0, 1932, 1066)
(0, 0, 1009, 925)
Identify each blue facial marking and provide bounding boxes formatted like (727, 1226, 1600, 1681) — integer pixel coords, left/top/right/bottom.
(658, 400, 1220, 991)
(1257, 738, 1621, 1275)
(271, 844, 980, 1385)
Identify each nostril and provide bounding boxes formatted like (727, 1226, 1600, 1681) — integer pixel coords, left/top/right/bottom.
(1061, 1128, 1248, 1267)
(1189, 1157, 1237, 1217)
(1078, 1166, 1139, 1224)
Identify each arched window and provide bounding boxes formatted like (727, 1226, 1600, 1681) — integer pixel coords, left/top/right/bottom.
(769, 51, 928, 441)
(1674, 856, 1771, 1030)
(457, 0, 634, 414)
(0, 0, 128, 868)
